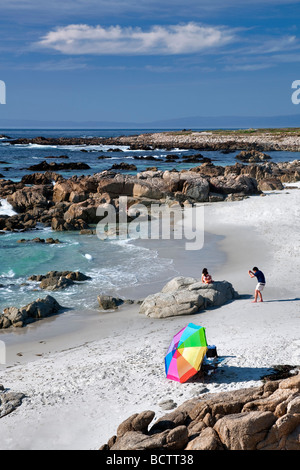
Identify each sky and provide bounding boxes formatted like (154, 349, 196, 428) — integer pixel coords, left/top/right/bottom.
(0, 0, 300, 125)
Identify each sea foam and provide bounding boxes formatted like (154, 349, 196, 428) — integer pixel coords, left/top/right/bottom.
(0, 199, 17, 216)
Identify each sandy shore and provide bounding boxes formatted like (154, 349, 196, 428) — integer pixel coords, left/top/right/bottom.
(0, 184, 299, 450)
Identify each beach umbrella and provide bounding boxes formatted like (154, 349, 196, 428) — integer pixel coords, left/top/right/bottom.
(165, 323, 208, 383)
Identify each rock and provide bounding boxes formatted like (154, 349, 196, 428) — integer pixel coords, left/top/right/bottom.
(27, 160, 90, 171)
(214, 411, 277, 450)
(97, 295, 124, 310)
(39, 276, 74, 291)
(28, 270, 91, 291)
(181, 175, 210, 202)
(17, 237, 61, 244)
(7, 185, 53, 213)
(139, 276, 238, 318)
(109, 163, 137, 171)
(80, 229, 96, 235)
(139, 290, 204, 318)
(101, 371, 300, 450)
(117, 411, 155, 437)
(21, 171, 59, 185)
(0, 295, 62, 328)
(45, 238, 61, 244)
(236, 150, 271, 162)
(2, 156, 299, 236)
(0, 390, 25, 418)
(258, 177, 284, 191)
(63, 201, 98, 224)
(185, 427, 224, 450)
(110, 426, 188, 451)
(190, 162, 225, 178)
(209, 174, 259, 196)
(158, 399, 178, 411)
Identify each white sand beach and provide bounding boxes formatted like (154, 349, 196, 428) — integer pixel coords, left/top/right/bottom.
(0, 184, 299, 450)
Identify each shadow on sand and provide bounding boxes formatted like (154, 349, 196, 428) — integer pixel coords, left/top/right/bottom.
(263, 298, 300, 303)
(189, 364, 274, 385)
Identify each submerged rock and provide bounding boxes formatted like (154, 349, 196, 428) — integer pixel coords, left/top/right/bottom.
(26, 160, 91, 172)
(28, 270, 91, 291)
(17, 237, 61, 244)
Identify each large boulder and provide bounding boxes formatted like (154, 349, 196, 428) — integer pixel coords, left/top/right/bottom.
(0, 295, 62, 328)
(181, 175, 210, 202)
(53, 177, 98, 203)
(209, 174, 259, 196)
(7, 185, 53, 213)
(139, 276, 238, 318)
(63, 201, 98, 224)
(214, 411, 277, 450)
(258, 178, 284, 191)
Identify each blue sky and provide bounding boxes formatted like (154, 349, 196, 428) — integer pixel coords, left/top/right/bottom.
(0, 0, 300, 125)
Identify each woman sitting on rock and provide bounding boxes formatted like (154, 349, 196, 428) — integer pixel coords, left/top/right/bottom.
(202, 268, 213, 284)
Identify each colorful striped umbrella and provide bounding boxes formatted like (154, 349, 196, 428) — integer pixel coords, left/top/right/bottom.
(165, 323, 208, 383)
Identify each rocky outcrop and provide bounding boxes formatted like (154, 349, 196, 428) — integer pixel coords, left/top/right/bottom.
(6, 184, 53, 213)
(17, 237, 61, 244)
(97, 295, 124, 310)
(26, 160, 91, 172)
(5, 130, 300, 152)
(0, 387, 25, 418)
(0, 295, 62, 328)
(100, 371, 300, 450)
(235, 150, 271, 162)
(28, 270, 91, 291)
(21, 171, 61, 185)
(97, 295, 138, 310)
(139, 277, 238, 318)
(0, 159, 299, 233)
(109, 162, 137, 171)
(209, 174, 259, 197)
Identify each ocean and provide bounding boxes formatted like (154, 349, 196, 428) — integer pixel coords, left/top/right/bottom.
(0, 128, 298, 314)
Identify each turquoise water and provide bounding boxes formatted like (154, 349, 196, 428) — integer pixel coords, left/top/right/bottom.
(0, 227, 177, 311)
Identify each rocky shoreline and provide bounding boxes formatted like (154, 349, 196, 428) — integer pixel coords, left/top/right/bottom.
(4, 129, 300, 152)
(0, 159, 299, 233)
(0, 276, 238, 328)
(100, 371, 300, 450)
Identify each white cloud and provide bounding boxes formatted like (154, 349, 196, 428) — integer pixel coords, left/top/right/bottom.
(35, 23, 236, 56)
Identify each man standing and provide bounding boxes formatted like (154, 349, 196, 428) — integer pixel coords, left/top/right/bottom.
(248, 267, 266, 303)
